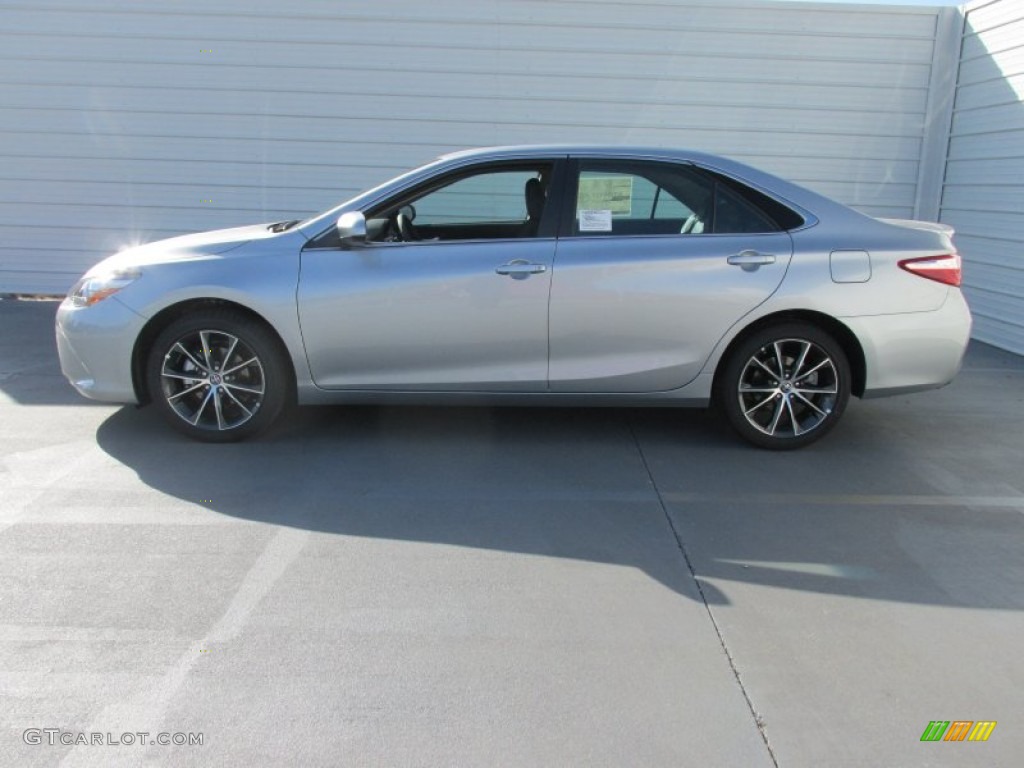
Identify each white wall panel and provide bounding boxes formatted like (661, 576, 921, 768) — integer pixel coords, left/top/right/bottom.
(0, 0, 944, 292)
(940, 0, 1024, 355)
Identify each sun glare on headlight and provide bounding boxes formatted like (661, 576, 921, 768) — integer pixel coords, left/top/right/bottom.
(68, 269, 141, 307)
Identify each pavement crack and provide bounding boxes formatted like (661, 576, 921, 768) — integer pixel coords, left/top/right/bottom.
(627, 419, 780, 768)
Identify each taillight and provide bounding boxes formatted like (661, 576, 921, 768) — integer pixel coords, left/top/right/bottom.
(898, 253, 961, 287)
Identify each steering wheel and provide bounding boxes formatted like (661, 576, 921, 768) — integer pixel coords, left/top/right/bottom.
(395, 212, 418, 242)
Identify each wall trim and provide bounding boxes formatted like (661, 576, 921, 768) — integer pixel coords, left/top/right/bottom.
(913, 6, 964, 222)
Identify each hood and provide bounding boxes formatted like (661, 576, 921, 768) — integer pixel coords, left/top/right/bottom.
(88, 223, 297, 274)
(877, 218, 955, 237)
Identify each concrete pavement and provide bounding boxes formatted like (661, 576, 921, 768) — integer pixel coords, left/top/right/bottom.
(1, 298, 1022, 767)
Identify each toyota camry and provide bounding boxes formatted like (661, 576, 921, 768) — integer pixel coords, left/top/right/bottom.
(56, 145, 971, 449)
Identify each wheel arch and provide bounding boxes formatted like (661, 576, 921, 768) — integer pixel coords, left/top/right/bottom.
(711, 309, 867, 400)
(131, 298, 295, 405)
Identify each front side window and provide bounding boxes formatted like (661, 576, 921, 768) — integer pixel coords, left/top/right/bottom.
(367, 164, 554, 243)
(414, 170, 533, 225)
(571, 160, 792, 236)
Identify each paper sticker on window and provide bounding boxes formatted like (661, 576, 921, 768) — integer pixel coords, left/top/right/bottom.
(578, 176, 633, 216)
(578, 209, 613, 232)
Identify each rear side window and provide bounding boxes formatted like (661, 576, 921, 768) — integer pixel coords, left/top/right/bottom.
(570, 159, 803, 236)
(573, 162, 712, 236)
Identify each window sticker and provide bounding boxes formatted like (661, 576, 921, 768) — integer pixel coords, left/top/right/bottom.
(578, 209, 613, 232)
(578, 176, 633, 216)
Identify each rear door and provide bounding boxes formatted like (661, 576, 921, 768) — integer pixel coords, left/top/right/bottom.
(549, 158, 794, 392)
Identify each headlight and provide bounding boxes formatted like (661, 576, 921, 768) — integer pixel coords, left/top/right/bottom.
(68, 269, 140, 307)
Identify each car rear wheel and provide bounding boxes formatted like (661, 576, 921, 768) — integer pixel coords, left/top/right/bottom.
(146, 309, 290, 442)
(717, 323, 851, 450)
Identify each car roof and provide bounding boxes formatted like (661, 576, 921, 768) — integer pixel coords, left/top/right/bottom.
(438, 144, 719, 164)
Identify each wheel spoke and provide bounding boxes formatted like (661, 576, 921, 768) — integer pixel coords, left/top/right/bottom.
(199, 331, 214, 371)
(744, 394, 776, 417)
(222, 356, 258, 376)
(773, 342, 785, 378)
(168, 381, 206, 402)
(221, 336, 239, 371)
(767, 397, 785, 435)
(189, 388, 214, 426)
(739, 385, 778, 393)
(174, 342, 208, 373)
(795, 384, 837, 395)
(223, 381, 263, 396)
(792, 389, 828, 417)
(212, 387, 226, 430)
(793, 359, 829, 383)
(784, 396, 803, 436)
(792, 341, 812, 380)
(751, 357, 779, 381)
(221, 386, 253, 417)
(162, 371, 204, 382)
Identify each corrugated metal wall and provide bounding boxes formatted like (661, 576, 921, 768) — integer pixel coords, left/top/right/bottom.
(940, 0, 1024, 355)
(0, 0, 943, 293)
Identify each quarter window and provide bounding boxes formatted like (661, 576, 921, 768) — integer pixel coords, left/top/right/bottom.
(714, 182, 779, 234)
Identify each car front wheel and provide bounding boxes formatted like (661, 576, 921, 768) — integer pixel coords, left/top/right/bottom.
(717, 323, 851, 450)
(146, 309, 290, 442)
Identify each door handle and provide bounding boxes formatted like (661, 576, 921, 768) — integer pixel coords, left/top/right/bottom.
(495, 260, 548, 279)
(727, 251, 776, 271)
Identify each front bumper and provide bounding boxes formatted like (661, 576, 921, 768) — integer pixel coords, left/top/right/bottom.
(55, 296, 146, 403)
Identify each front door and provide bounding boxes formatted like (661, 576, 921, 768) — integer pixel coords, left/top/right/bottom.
(298, 162, 561, 391)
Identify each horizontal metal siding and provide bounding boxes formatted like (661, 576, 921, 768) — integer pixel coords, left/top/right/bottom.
(940, 0, 1024, 355)
(0, 0, 941, 292)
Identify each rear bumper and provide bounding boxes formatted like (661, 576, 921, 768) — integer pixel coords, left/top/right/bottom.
(55, 297, 144, 403)
(845, 289, 972, 399)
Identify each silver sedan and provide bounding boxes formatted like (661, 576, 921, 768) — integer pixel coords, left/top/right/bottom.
(56, 145, 971, 449)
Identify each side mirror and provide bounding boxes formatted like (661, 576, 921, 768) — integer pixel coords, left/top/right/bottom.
(336, 211, 367, 248)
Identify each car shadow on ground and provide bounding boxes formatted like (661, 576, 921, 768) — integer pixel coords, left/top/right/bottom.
(95, 393, 1024, 610)
(96, 404, 727, 602)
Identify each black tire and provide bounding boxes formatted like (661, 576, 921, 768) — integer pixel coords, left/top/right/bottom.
(146, 309, 291, 442)
(716, 323, 851, 450)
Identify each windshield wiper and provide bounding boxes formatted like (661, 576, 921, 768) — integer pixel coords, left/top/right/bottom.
(268, 219, 301, 233)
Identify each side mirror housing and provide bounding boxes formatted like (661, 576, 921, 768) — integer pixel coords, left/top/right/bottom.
(336, 211, 367, 248)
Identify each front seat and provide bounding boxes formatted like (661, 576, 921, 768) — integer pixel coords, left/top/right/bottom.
(522, 177, 546, 236)
(681, 206, 707, 234)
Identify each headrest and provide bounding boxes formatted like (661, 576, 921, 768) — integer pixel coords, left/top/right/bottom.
(525, 178, 545, 220)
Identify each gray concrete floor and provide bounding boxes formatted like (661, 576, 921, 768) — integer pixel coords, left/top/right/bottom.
(1, 298, 1022, 767)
